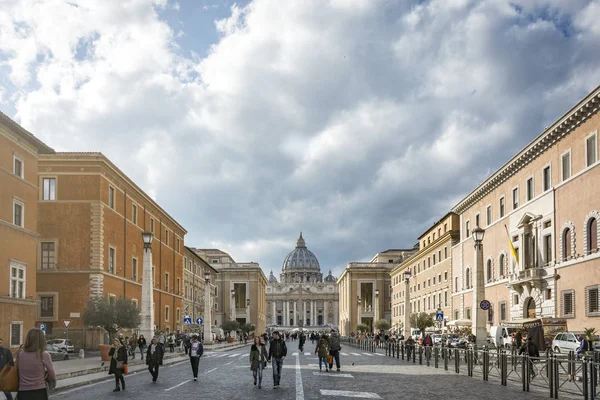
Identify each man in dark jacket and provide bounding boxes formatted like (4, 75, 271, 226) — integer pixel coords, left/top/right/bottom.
(267, 331, 287, 388)
(0, 338, 14, 400)
(519, 337, 539, 378)
(146, 336, 164, 383)
(188, 334, 204, 381)
(328, 329, 342, 371)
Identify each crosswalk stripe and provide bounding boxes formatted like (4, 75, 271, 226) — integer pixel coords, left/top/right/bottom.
(374, 353, 386, 356)
(292, 352, 299, 356)
(216, 354, 229, 358)
(350, 353, 361, 356)
(341, 353, 349, 356)
(228, 353, 240, 358)
(361, 353, 374, 357)
(321, 389, 381, 398)
(313, 372, 353, 378)
(304, 352, 310, 356)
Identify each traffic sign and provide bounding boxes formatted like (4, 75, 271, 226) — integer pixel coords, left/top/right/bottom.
(435, 312, 444, 322)
(480, 300, 491, 310)
(196, 317, 203, 325)
(63, 320, 72, 328)
(40, 323, 46, 333)
(183, 315, 192, 326)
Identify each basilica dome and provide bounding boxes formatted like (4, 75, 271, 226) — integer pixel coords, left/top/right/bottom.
(282, 233, 321, 272)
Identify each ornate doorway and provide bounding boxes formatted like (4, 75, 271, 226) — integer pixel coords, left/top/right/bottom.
(523, 297, 536, 318)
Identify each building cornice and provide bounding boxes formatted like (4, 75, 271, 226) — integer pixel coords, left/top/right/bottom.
(452, 85, 600, 215)
(391, 230, 458, 275)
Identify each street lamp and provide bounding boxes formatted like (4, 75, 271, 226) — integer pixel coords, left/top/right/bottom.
(374, 289, 380, 332)
(203, 271, 212, 344)
(472, 226, 486, 346)
(403, 269, 411, 340)
(357, 296, 362, 333)
(140, 232, 154, 341)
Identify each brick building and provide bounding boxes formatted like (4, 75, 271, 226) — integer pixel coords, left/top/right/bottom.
(0, 112, 54, 349)
(36, 152, 187, 348)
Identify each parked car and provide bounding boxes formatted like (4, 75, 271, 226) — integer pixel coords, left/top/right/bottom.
(552, 332, 581, 354)
(47, 339, 75, 353)
(46, 344, 69, 361)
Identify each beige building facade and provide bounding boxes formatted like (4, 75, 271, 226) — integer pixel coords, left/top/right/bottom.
(391, 213, 460, 332)
(266, 233, 339, 331)
(450, 85, 600, 332)
(183, 247, 218, 334)
(36, 153, 187, 348)
(338, 249, 415, 336)
(191, 249, 268, 335)
(0, 112, 54, 349)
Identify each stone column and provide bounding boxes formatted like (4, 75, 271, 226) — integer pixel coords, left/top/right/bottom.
(284, 301, 288, 326)
(472, 239, 487, 346)
(203, 281, 212, 344)
(140, 246, 154, 341)
(272, 301, 277, 325)
(303, 301, 306, 327)
(403, 279, 410, 339)
(324, 300, 328, 325)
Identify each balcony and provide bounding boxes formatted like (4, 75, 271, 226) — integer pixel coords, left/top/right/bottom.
(508, 267, 546, 291)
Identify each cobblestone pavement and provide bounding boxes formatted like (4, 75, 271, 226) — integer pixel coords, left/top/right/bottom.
(48, 343, 552, 400)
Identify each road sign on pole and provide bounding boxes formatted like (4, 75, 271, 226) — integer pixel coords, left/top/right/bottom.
(435, 312, 444, 323)
(183, 315, 192, 326)
(480, 300, 491, 310)
(63, 320, 72, 329)
(40, 323, 46, 333)
(196, 317, 203, 325)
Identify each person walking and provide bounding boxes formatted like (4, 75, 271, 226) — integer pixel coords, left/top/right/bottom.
(298, 333, 306, 353)
(249, 337, 268, 389)
(128, 335, 137, 359)
(138, 335, 147, 361)
(328, 329, 342, 371)
(0, 338, 15, 400)
(187, 334, 204, 381)
(514, 331, 523, 349)
(146, 336, 164, 383)
(16, 328, 56, 400)
(267, 331, 287, 389)
(108, 338, 128, 392)
(168, 334, 175, 353)
(519, 337, 539, 378)
(315, 334, 329, 372)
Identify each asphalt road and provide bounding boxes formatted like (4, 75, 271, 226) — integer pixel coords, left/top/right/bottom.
(51, 341, 551, 400)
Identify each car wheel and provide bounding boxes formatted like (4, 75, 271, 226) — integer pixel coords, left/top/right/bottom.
(554, 346, 561, 354)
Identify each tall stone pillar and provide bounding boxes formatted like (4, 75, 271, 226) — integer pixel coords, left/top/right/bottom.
(472, 238, 487, 346)
(140, 246, 154, 341)
(272, 301, 277, 325)
(303, 301, 306, 327)
(403, 278, 410, 339)
(324, 300, 328, 325)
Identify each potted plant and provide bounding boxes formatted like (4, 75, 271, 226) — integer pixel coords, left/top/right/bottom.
(83, 296, 141, 361)
(221, 321, 240, 343)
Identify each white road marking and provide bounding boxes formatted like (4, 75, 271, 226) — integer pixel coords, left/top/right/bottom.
(361, 353, 374, 357)
(320, 389, 381, 398)
(292, 352, 299, 356)
(206, 368, 217, 374)
(341, 353, 349, 356)
(304, 352, 310, 356)
(312, 372, 354, 378)
(225, 361, 234, 366)
(374, 353, 386, 356)
(228, 353, 240, 357)
(350, 353, 361, 356)
(165, 380, 191, 392)
(216, 354, 229, 358)
(295, 354, 304, 400)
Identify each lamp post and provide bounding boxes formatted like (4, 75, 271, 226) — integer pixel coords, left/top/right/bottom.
(472, 226, 487, 347)
(246, 298, 250, 327)
(374, 288, 380, 333)
(140, 232, 154, 341)
(203, 272, 212, 344)
(231, 289, 236, 340)
(403, 269, 411, 340)
(357, 296, 361, 333)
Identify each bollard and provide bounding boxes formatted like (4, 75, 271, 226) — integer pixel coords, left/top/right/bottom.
(549, 355, 554, 399)
(455, 348, 460, 373)
(401, 342, 404, 360)
(413, 345, 416, 364)
(443, 348, 448, 371)
(79, 349, 85, 359)
(419, 346, 423, 365)
(434, 347, 439, 369)
(582, 359, 589, 400)
(483, 348, 489, 381)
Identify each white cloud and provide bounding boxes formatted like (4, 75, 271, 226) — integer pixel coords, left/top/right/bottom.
(1, 0, 600, 277)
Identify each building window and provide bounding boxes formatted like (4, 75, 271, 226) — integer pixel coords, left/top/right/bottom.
(499, 302, 507, 322)
(10, 322, 23, 347)
(561, 150, 571, 181)
(150, 218, 155, 234)
(165, 306, 170, 321)
(109, 186, 115, 209)
(185, 284, 188, 299)
(42, 178, 56, 201)
(177, 278, 180, 295)
(526, 177, 534, 201)
(486, 205, 492, 226)
(13, 199, 24, 228)
(562, 290, 575, 318)
(165, 229, 169, 246)
(475, 213, 480, 228)
(433, 254, 436, 265)
(444, 271, 447, 281)
(466, 220, 471, 238)
(132, 258, 138, 281)
(499, 197, 505, 218)
(543, 235, 552, 264)
(586, 132, 598, 167)
(512, 187, 519, 210)
(488, 305, 493, 323)
(132, 204, 137, 225)
(41, 242, 55, 269)
(587, 217, 598, 254)
(444, 291, 448, 307)
(486, 260, 492, 283)
(444, 247, 448, 259)
(165, 272, 169, 291)
(10, 261, 26, 299)
(498, 254, 505, 277)
(454, 310, 459, 320)
(176, 309, 180, 323)
(543, 166, 551, 192)
(108, 247, 116, 273)
(40, 295, 55, 318)
(455, 277, 458, 292)
(177, 238, 180, 253)
(465, 268, 471, 289)
(562, 228, 573, 260)
(13, 154, 23, 178)
(466, 308, 471, 319)
(586, 286, 599, 317)
(546, 288, 552, 301)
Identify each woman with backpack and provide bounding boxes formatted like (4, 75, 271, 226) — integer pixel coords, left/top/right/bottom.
(315, 334, 330, 372)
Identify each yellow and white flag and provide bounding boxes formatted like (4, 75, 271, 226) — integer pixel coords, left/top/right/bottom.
(504, 224, 519, 263)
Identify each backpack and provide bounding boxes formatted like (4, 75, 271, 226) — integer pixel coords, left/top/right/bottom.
(329, 335, 341, 351)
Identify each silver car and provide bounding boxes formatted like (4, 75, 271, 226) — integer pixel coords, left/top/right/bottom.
(47, 339, 75, 353)
(46, 344, 69, 361)
(552, 332, 581, 354)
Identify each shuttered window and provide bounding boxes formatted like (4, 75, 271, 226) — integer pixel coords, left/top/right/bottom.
(562, 290, 575, 318)
(588, 218, 598, 253)
(586, 286, 599, 317)
(563, 228, 572, 260)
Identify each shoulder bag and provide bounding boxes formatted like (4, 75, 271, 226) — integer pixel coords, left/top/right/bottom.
(0, 351, 19, 392)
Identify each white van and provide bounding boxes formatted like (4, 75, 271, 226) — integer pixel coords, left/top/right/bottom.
(489, 326, 518, 348)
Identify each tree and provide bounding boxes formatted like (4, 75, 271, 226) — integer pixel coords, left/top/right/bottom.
(221, 320, 240, 337)
(374, 319, 391, 332)
(82, 296, 140, 340)
(240, 322, 255, 334)
(356, 323, 368, 332)
(409, 312, 434, 334)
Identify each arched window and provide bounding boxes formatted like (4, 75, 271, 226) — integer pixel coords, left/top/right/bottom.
(499, 254, 505, 277)
(563, 228, 572, 260)
(465, 268, 471, 289)
(588, 217, 598, 253)
(486, 260, 493, 283)
(455, 277, 458, 292)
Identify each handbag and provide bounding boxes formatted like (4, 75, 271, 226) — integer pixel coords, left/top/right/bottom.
(327, 354, 333, 364)
(123, 364, 129, 375)
(0, 351, 19, 392)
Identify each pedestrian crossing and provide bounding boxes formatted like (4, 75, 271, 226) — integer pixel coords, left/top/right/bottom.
(205, 351, 384, 359)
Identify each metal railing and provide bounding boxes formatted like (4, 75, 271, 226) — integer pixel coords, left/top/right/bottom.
(344, 337, 599, 400)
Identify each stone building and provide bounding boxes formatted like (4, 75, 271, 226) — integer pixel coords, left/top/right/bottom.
(338, 249, 415, 336)
(391, 213, 460, 333)
(191, 249, 268, 335)
(36, 152, 186, 348)
(450, 85, 600, 332)
(182, 246, 218, 334)
(0, 112, 54, 349)
(265, 233, 339, 331)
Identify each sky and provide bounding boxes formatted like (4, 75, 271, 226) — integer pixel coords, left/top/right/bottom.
(1, 0, 600, 279)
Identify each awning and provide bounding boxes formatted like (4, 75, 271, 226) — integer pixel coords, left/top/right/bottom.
(447, 319, 472, 327)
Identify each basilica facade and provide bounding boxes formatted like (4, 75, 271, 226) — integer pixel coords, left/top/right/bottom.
(265, 233, 339, 330)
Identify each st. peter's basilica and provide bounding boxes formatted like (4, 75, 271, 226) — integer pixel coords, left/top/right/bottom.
(265, 233, 339, 330)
